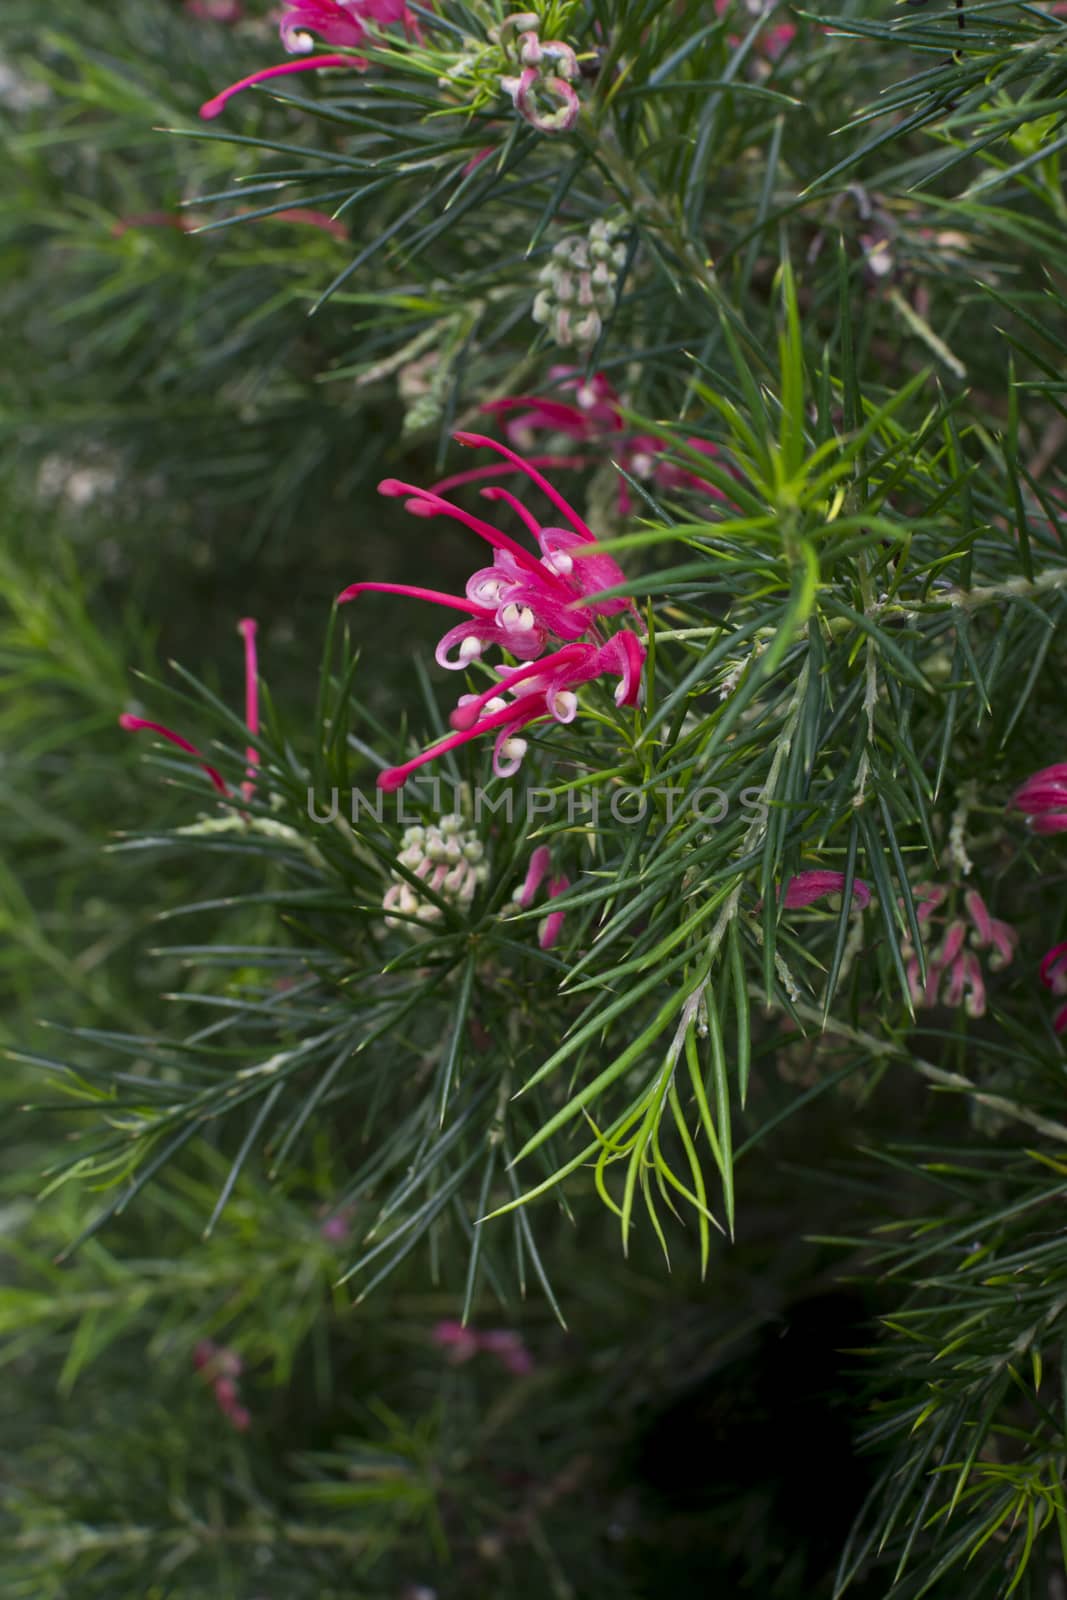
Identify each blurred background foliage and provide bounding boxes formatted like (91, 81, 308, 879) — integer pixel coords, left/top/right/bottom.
(3, 0, 1067, 1595)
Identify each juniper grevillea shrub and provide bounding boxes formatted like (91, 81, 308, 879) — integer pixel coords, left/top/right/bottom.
(4, 0, 1067, 1595)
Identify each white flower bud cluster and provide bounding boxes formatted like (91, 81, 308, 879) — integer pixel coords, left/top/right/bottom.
(531, 220, 627, 350)
(383, 815, 489, 929)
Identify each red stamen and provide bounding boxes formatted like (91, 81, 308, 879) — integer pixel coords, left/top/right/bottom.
(479, 484, 548, 543)
(237, 618, 260, 801)
(119, 715, 230, 795)
(377, 692, 548, 791)
(453, 431, 597, 542)
(336, 580, 492, 616)
(377, 478, 547, 576)
(449, 644, 589, 731)
(199, 54, 357, 120)
(429, 455, 594, 497)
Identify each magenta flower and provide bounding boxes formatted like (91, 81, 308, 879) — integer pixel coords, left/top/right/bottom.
(1011, 763, 1067, 834)
(319, 1203, 355, 1242)
(1040, 942, 1067, 1034)
(120, 616, 261, 801)
(539, 873, 570, 951)
(431, 1320, 534, 1376)
(431, 1320, 480, 1363)
(199, 0, 418, 117)
(194, 1341, 251, 1431)
(280, 1, 370, 51)
(280, 0, 416, 52)
(514, 845, 569, 948)
(781, 870, 871, 910)
(479, 1329, 535, 1376)
(338, 434, 644, 789)
(518, 844, 553, 908)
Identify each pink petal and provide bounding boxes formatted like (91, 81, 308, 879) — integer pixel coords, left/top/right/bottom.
(519, 846, 552, 909)
(781, 870, 871, 910)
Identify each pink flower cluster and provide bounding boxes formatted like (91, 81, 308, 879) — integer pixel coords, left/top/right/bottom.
(432, 1319, 534, 1376)
(441, 366, 728, 517)
(904, 885, 1017, 1019)
(339, 432, 645, 791)
(120, 617, 259, 801)
(194, 1340, 251, 1431)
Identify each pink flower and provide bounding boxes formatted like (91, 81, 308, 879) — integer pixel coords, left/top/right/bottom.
(1040, 942, 1067, 1034)
(194, 1341, 251, 1430)
(479, 1329, 535, 1375)
(1011, 763, 1067, 834)
(518, 844, 553, 908)
(431, 1320, 480, 1363)
(279, 1, 370, 52)
(431, 1321, 534, 1375)
(781, 870, 871, 910)
(120, 617, 260, 801)
(199, 0, 421, 117)
(514, 845, 569, 948)
(539, 874, 570, 951)
(338, 434, 645, 788)
(319, 1203, 354, 1241)
(199, 53, 359, 120)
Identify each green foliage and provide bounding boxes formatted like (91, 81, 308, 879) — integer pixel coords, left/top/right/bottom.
(4, 0, 1067, 1595)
